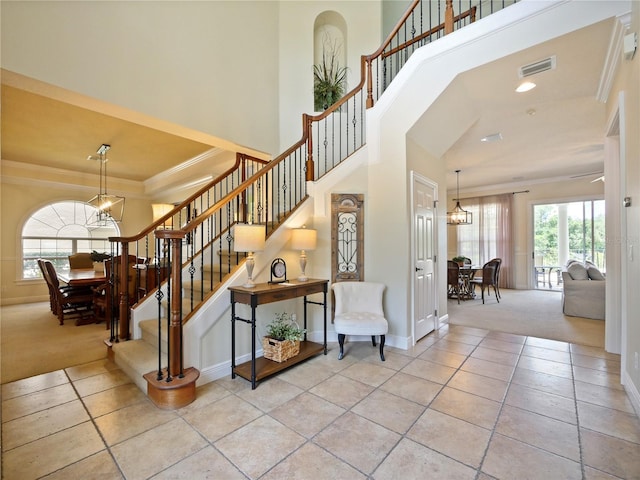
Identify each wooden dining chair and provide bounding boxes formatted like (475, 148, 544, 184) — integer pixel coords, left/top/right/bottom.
(68, 253, 94, 269)
(447, 260, 462, 304)
(470, 259, 500, 304)
(43, 260, 95, 325)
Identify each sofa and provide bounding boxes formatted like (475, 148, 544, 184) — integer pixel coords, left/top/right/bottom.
(561, 261, 605, 320)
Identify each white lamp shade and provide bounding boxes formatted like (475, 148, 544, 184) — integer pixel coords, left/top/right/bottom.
(234, 224, 265, 252)
(291, 228, 317, 251)
(152, 203, 174, 227)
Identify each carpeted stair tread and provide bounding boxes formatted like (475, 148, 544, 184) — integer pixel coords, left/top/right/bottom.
(112, 339, 167, 392)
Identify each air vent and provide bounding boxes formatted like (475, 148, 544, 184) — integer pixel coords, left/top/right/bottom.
(518, 55, 556, 78)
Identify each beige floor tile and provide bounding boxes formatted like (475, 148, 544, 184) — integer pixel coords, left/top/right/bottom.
(276, 357, 335, 389)
(363, 350, 413, 371)
(215, 415, 305, 479)
(407, 408, 491, 468)
(448, 325, 490, 337)
(581, 428, 640, 479)
(505, 382, 577, 424)
(517, 355, 574, 379)
(482, 433, 582, 480)
(573, 365, 624, 390)
(111, 417, 207, 480)
(570, 344, 620, 362)
(470, 346, 520, 366)
(583, 466, 626, 479)
(432, 338, 477, 356)
(236, 377, 304, 412)
(1, 370, 68, 400)
(574, 380, 636, 414)
(352, 389, 425, 434)
(460, 356, 515, 382)
(150, 446, 246, 479)
(578, 401, 640, 443)
(261, 442, 366, 480)
(443, 332, 485, 346)
(485, 331, 527, 345)
(447, 370, 509, 402)
(95, 400, 178, 446)
(181, 394, 262, 442)
(431, 387, 501, 429)
(401, 358, 457, 384)
(175, 380, 232, 416)
(379, 371, 443, 406)
(510, 367, 575, 399)
(419, 347, 468, 368)
(2, 421, 105, 480)
(40, 451, 123, 479)
(82, 383, 149, 418)
(2, 399, 89, 451)
(572, 353, 621, 372)
(495, 405, 580, 461)
(338, 360, 397, 387)
(315, 411, 400, 475)
(373, 437, 477, 479)
(269, 391, 345, 438)
(478, 337, 524, 354)
(522, 345, 572, 364)
(65, 358, 120, 381)
(525, 337, 570, 352)
(73, 369, 133, 397)
(309, 373, 374, 409)
(2, 383, 77, 422)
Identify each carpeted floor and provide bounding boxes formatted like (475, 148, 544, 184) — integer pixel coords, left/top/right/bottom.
(1, 302, 109, 384)
(447, 288, 605, 348)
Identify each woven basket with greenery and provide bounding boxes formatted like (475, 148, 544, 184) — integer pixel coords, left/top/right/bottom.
(262, 312, 305, 363)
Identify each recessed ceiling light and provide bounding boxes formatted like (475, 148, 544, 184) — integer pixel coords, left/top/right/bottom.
(516, 81, 536, 93)
(480, 133, 502, 143)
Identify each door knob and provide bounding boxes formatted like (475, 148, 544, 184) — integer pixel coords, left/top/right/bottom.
(415, 267, 423, 272)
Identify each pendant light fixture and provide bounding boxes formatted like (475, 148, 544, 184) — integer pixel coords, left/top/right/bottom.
(446, 169, 472, 225)
(87, 144, 125, 224)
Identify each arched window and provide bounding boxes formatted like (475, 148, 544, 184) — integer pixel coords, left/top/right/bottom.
(22, 201, 120, 279)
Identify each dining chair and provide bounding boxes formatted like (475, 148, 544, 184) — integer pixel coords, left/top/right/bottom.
(43, 260, 95, 325)
(68, 252, 94, 269)
(332, 281, 388, 361)
(470, 259, 500, 304)
(447, 260, 463, 304)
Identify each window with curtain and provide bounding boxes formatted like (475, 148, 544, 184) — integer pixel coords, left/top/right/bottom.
(456, 193, 513, 288)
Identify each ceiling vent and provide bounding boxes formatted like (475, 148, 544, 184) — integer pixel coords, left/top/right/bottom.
(518, 55, 556, 78)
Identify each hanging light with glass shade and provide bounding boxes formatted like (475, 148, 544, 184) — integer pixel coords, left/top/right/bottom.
(87, 144, 125, 225)
(446, 169, 472, 225)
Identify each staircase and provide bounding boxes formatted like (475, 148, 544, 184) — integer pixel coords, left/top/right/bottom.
(107, 0, 505, 408)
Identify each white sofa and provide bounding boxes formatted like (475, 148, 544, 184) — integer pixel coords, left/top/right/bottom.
(561, 261, 605, 320)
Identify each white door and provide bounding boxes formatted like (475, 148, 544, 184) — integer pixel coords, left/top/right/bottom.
(412, 173, 437, 342)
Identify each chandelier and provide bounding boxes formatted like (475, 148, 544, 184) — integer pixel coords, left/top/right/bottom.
(446, 169, 472, 225)
(88, 144, 125, 224)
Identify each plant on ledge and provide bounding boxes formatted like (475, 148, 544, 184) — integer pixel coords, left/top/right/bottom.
(91, 251, 111, 262)
(313, 34, 347, 111)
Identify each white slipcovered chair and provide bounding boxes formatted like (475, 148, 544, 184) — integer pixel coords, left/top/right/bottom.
(332, 281, 388, 361)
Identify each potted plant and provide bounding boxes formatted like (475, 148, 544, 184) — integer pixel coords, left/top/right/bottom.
(313, 35, 347, 111)
(91, 251, 111, 272)
(262, 312, 306, 362)
(452, 256, 467, 266)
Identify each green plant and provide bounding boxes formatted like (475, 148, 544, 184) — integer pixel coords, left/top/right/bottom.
(313, 35, 347, 111)
(452, 256, 467, 263)
(90, 250, 111, 262)
(265, 312, 306, 342)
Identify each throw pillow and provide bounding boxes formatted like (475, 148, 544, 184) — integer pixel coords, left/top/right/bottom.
(567, 262, 589, 280)
(587, 266, 606, 281)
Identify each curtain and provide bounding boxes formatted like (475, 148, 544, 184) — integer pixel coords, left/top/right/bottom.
(456, 193, 513, 289)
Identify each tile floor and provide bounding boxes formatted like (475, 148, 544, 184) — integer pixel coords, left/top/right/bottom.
(2, 324, 640, 479)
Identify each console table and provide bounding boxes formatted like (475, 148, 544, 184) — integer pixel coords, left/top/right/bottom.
(229, 278, 328, 389)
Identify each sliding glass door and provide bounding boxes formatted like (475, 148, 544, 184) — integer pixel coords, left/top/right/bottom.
(533, 199, 605, 290)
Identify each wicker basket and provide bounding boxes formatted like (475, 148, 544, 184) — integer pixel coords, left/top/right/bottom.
(262, 337, 300, 363)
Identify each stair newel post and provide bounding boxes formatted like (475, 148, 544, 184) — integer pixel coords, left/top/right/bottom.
(119, 242, 131, 340)
(160, 229, 186, 379)
(445, 0, 454, 34)
(304, 114, 314, 182)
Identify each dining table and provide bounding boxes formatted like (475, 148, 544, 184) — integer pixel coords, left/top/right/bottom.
(57, 268, 107, 288)
(458, 264, 481, 299)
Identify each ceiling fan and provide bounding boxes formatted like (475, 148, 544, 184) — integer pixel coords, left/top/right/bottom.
(570, 171, 604, 183)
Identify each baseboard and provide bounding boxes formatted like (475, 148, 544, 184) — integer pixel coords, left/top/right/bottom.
(622, 370, 640, 417)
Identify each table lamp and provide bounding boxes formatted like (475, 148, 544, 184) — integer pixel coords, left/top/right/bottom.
(234, 224, 265, 288)
(291, 226, 317, 281)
